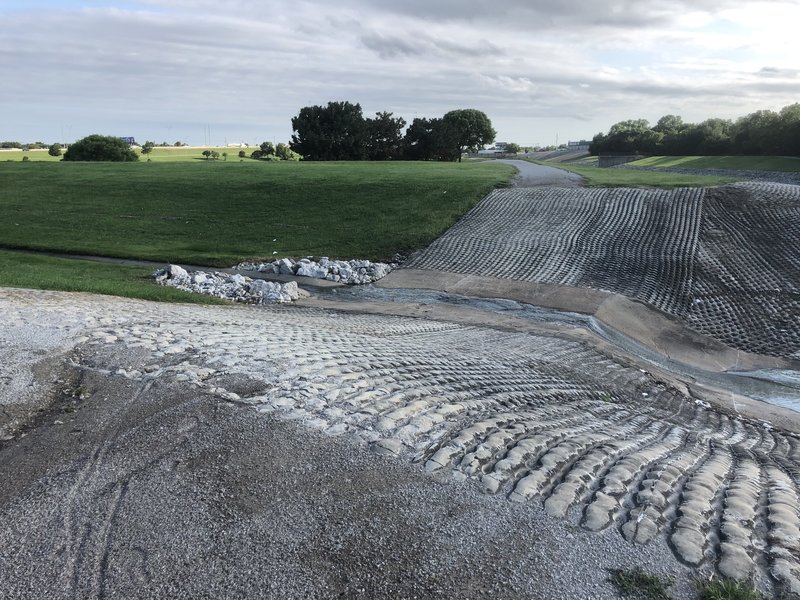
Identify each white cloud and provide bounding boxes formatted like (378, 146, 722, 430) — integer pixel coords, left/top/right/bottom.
(1, 0, 799, 146)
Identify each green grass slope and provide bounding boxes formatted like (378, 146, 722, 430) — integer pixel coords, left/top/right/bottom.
(0, 160, 513, 266)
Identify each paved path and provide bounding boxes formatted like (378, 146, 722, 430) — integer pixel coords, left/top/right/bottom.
(495, 159, 584, 187)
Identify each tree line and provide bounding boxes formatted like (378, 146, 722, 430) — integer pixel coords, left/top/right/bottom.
(590, 103, 800, 156)
(288, 101, 496, 161)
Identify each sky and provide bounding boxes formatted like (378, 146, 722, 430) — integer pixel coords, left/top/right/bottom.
(2, 0, 799, 147)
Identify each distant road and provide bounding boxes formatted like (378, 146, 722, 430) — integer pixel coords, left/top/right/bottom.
(495, 159, 584, 187)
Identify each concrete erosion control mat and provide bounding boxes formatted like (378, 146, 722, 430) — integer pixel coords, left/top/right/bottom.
(2, 290, 800, 596)
(406, 182, 800, 358)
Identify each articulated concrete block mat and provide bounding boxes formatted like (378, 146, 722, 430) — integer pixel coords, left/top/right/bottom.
(2, 289, 800, 597)
(405, 183, 800, 358)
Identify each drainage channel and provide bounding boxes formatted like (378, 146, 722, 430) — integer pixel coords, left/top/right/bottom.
(309, 283, 800, 412)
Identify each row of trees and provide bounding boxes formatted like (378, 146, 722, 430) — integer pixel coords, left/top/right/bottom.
(289, 102, 496, 161)
(590, 103, 800, 156)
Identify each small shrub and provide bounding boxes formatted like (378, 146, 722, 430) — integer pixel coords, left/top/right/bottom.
(695, 578, 766, 600)
(22, 156, 29, 162)
(608, 567, 672, 600)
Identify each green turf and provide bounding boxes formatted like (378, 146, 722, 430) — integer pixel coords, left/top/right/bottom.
(0, 249, 225, 303)
(524, 160, 736, 187)
(0, 160, 513, 267)
(0, 149, 63, 162)
(142, 146, 251, 162)
(631, 155, 800, 172)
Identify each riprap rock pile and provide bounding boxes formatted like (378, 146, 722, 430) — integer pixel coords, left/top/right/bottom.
(236, 257, 393, 284)
(154, 264, 300, 303)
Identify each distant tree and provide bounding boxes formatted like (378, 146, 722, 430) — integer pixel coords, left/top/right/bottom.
(210, 150, 220, 160)
(590, 119, 661, 155)
(275, 143, 302, 161)
(0, 141, 23, 149)
(365, 111, 406, 160)
(238, 150, 247, 158)
(222, 152, 228, 161)
(63, 135, 139, 161)
(695, 118, 734, 155)
(402, 117, 455, 161)
(259, 141, 275, 156)
(48, 143, 63, 157)
(441, 109, 496, 162)
(202, 150, 211, 159)
(778, 103, 800, 156)
(174, 141, 184, 147)
(732, 110, 781, 154)
(290, 101, 368, 160)
(504, 142, 521, 154)
(140, 141, 155, 158)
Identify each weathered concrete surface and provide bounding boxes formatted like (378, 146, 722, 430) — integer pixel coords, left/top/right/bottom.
(2, 288, 799, 598)
(0, 289, 704, 599)
(378, 268, 799, 374)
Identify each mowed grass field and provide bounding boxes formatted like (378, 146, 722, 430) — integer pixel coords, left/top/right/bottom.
(631, 155, 800, 172)
(0, 146, 247, 162)
(0, 160, 513, 299)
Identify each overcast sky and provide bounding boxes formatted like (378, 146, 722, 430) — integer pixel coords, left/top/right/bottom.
(2, 0, 799, 147)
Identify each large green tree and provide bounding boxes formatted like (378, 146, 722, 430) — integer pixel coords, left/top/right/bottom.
(365, 111, 406, 160)
(441, 109, 496, 162)
(63, 135, 139, 162)
(289, 101, 368, 160)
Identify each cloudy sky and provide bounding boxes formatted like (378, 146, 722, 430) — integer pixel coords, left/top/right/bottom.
(2, 0, 799, 147)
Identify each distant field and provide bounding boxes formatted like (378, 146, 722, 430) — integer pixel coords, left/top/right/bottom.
(631, 155, 800, 172)
(0, 149, 62, 162)
(0, 146, 247, 162)
(524, 160, 735, 188)
(0, 161, 513, 268)
(143, 146, 254, 162)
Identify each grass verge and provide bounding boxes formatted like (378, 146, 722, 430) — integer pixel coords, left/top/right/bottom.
(524, 159, 736, 187)
(632, 155, 800, 172)
(0, 249, 225, 303)
(695, 578, 767, 600)
(607, 567, 672, 599)
(0, 160, 513, 266)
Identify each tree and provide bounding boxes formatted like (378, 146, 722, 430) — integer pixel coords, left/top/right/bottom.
(63, 135, 139, 162)
(504, 142, 521, 154)
(202, 150, 211, 159)
(402, 117, 456, 161)
(210, 150, 220, 160)
(238, 150, 247, 158)
(275, 143, 302, 161)
(48, 143, 62, 157)
(140, 141, 155, 159)
(290, 101, 368, 160)
(259, 141, 275, 156)
(733, 110, 781, 154)
(222, 152, 227, 161)
(365, 111, 406, 160)
(441, 109, 496, 162)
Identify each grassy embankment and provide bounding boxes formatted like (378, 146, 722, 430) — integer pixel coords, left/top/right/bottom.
(524, 159, 736, 187)
(631, 155, 800, 172)
(0, 160, 513, 300)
